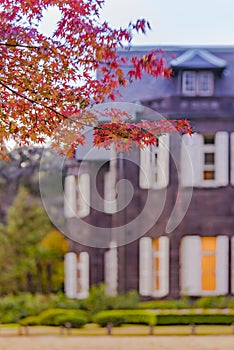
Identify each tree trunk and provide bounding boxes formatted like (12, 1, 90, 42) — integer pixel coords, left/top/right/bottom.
(46, 262, 52, 293)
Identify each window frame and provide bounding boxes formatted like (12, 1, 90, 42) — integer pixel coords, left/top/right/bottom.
(182, 70, 214, 96)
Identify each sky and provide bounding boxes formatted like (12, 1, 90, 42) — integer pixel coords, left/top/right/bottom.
(39, 0, 234, 47)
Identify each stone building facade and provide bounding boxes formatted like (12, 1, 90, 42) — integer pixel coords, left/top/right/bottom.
(64, 46, 234, 299)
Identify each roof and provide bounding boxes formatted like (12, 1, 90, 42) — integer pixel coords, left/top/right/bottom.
(170, 49, 227, 71)
(103, 46, 234, 102)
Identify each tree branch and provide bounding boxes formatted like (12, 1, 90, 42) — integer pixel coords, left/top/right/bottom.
(0, 80, 91, 127)
(0, 42, 40, 49)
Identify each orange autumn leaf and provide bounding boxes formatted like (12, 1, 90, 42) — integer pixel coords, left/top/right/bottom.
(0, 0, 191, 159)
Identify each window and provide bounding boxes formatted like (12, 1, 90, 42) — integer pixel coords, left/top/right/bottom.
(201, 237, 216, 291)
(180, 132, 229, 188)
(139, 134, 169, 189)
(202, 135, 216, 182)
(64, 173, 90, 218)
(64, 252, 89, 299)
(182, 71, 214, 96)
(180, 236, 228, 296)
(139, 236, 169, 297)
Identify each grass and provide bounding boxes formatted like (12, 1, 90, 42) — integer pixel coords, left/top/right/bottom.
(0, 323, 233, 337)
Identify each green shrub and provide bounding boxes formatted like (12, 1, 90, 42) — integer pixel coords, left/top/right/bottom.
(139, 297, 191, 310)
(19, 316, 40, 326)
(194, 296, 228, 309)
(19, 308, 89, 327)
(109, 290, 140, 310)
(122, 310, 156, 326)
(80, 285, 140, 314)
(94, 310, 156, 327)
(38, 308, 88, 326)
(157, 313, 234, 325)
(227, 297, 234, 308)
(54, 314, 88, 328)
(93, 311, 125, 327)
(0, 293, 82, 323)
(80, 284, 111, 314)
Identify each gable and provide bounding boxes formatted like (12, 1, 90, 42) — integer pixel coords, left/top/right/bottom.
(170, 49, 227, 72)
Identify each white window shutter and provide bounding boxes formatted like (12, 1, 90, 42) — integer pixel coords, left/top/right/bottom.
(180, 236, 201, 295)
(230, 133, 234, 186)
(231, 237, 234, 294)
(215, 132, 229, 187)
(158, 236, 169, 297)
(180, 133, 203, 187)
(139, 147, 152, 189)
(78, 252, 89, 299)
(64, 252, 77, 298)
(64, 175, 77, 218)
(139, 237, 153, 296)
(154, 134, 170, 189)
(77, 173, 90, 218)
(216, 236, 229, 295)
(105, 241, 118, 296)
(104, 149, 117, 213)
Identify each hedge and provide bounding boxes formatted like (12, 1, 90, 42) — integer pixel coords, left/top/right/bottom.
(157, 313, 234, 325)
(94, 310, 234, 327)
(139, 298, 191, 310)
(19, 308, 89, 328)
(94, 310, 156, 327)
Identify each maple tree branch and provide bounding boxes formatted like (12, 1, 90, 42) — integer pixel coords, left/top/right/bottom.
(0, 80, 89, 127)
(0, 42, 40, 49)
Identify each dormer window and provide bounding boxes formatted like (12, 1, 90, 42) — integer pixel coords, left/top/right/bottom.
(182, 71, 214, 96)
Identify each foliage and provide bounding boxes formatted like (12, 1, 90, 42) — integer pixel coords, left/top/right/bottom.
(0, 293, 52, 323)
(139, 297, 191, 310)
(53, 313, 88, 328)
(18, 315, 40, 326)
(80, 284, 140, 314)
(109, 290, 140, 310)
(0, 0, 191, 157)
(80, 284, 111, 314)
(157, 313, 234, 326)
(0, 186, 68, 294)
(19, 308, 89, 328)
(93, 118, 192, 152)
(0, 186, 51, 294)
(37, 229, 69, 293)
(0, 293, 82, 323)
(94, 310, 156, 327)
(1, 292, 234, 325)
(193, 296, 229, 309)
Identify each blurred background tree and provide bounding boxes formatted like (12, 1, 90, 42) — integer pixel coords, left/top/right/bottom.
(0, 186, 68, 295)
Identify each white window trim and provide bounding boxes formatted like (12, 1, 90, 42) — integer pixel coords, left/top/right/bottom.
(64, 173, 90, 218)
(104, 241, 118, 296)
(231, 133, 234, 186)
(197, 71, 214, 96)
(139, 236, 169, 298)
(139, 134, 170, 190)
(104, 146, 117, 214)
(180, 235, 229, 296)
(180, 132, 229, 188)
(64, 175, 77, 218)
(152, 236, 169, 298)
(182, 71, 196, 96)
(77, 173, 90, 218)
(182, 71, 214, 96)
(231, 237, 234, 294)
(64, 251, 90, 299)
